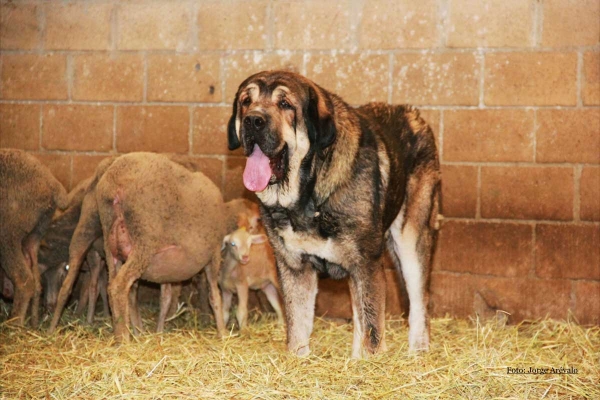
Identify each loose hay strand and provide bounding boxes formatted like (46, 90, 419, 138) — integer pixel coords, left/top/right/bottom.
(1, 310, 599, 399)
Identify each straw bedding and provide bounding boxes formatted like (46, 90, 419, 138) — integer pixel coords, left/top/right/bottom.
(0, 303, 598, 399)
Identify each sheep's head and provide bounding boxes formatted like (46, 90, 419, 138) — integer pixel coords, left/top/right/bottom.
(222, 227, 267, 265)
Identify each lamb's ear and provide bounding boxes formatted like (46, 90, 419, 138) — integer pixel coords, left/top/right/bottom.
(250, 234, 267, 244)
(221, 234, 231, 251)
(306, 85, 336, 153)
(227, 94, 241, 151)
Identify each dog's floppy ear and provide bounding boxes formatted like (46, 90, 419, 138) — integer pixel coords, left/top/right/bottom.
(306, 85, 336, 153)
(227, 93, 241, 151)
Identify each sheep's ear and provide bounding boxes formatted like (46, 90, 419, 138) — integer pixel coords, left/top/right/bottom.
(251, 234, 267, 244)
(221, 234, 231, 251)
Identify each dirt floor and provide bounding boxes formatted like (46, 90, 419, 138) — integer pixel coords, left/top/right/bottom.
(0, 301, 598, 399)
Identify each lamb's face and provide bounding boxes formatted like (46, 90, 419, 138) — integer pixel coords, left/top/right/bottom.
(223, 228, 267, 265)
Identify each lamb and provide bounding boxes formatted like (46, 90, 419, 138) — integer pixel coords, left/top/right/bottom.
(0, 149, 68, 326)
(48, 153, 226, 342)
(219, 227, 283, 329)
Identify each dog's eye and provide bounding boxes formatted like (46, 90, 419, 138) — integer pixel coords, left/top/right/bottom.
(231, 242, 236, 247)
(279, 99, 293, 110)
(241, 97, 251, 107)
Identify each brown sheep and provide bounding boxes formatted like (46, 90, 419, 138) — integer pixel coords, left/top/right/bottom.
(0, 149, 68, 326)
(220, 227, 283, 329)
(48, 153, 226, 342)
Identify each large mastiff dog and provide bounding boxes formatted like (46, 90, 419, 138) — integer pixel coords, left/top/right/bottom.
(228, 71, 440, 358)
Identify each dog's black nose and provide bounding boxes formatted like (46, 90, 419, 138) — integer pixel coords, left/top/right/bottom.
(244, 115, 266, 131)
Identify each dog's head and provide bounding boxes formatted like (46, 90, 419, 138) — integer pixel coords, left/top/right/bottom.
(228, 71, 336, 196)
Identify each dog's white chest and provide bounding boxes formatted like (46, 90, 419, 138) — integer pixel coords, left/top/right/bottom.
(278, 226, 342, 264)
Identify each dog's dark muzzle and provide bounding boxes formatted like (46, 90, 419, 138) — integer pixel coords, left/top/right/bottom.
(241, 112, 281, 158)
(243, 114, 266, 132)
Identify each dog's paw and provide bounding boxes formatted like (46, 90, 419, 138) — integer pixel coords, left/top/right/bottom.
(408, 332, 430, 352)
(291, 343, 311, 357)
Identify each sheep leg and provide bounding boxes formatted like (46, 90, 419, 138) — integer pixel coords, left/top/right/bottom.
(75, 268, 90, 316)
(99, 266, 110, 317)
(222, 290, 233, 326)
(157, 283, 172, 333)
(235, 282, 249, 330)
(262, 283, 284, 326)
(86, 251, 103, 324)
(22, 234, 42, 327)
(108, 256, 145, 343)
(129, 281, 143, 335)
(205, 247, 225, 338)
(167, 283, 181, 319)
(1, 245, 34, 326)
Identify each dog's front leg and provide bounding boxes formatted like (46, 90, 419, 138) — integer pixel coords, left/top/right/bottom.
(348, 260, 387, 359)
(277, 260, 318, 357)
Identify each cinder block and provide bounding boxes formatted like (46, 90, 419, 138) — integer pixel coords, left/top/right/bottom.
(393, 53, 480, 105)
(444, 109, 534, 162)
(536, 109, 600, 164)
(147, 54, 221, 102)
(306, 53, 390, 104)
(42, 105, 113, 152)
(437, 221, 533, 277)
(583, 52, 600, 105)
(484, 52, 577, 106)
(193, 107, 236, 156)
(481, 167, 574, 220)
(360, 0, 441, 49)
(45, 2, 112, 50)
(535, 224, 600, 280)
(273, 1, 352, 50)
(542, 0, 600, 46)
(1, 54, 67, 100)
(73, 54, 144, 102)
(197, 1, 268, 50)
(574, 281, 600, 325)
(447, 0, 534, 47)
(440, 165, 478, 218)
(580, 167, 600, 221)
(116, 106, 189, 153)
(117, 2, 192, 50)
(0, 2, 40, 50)
(0, 104, 40, 150)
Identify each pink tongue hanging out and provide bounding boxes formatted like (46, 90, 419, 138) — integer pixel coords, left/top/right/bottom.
(243, 144, 272, 192)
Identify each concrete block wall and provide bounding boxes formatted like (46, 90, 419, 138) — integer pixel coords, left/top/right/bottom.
(1, 0, 598, 324)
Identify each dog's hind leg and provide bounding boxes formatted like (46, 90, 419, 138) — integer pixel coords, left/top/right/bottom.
(389, 173, 440, 352)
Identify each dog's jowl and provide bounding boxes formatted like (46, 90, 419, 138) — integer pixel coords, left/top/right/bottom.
(228, 71, 440, 358)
